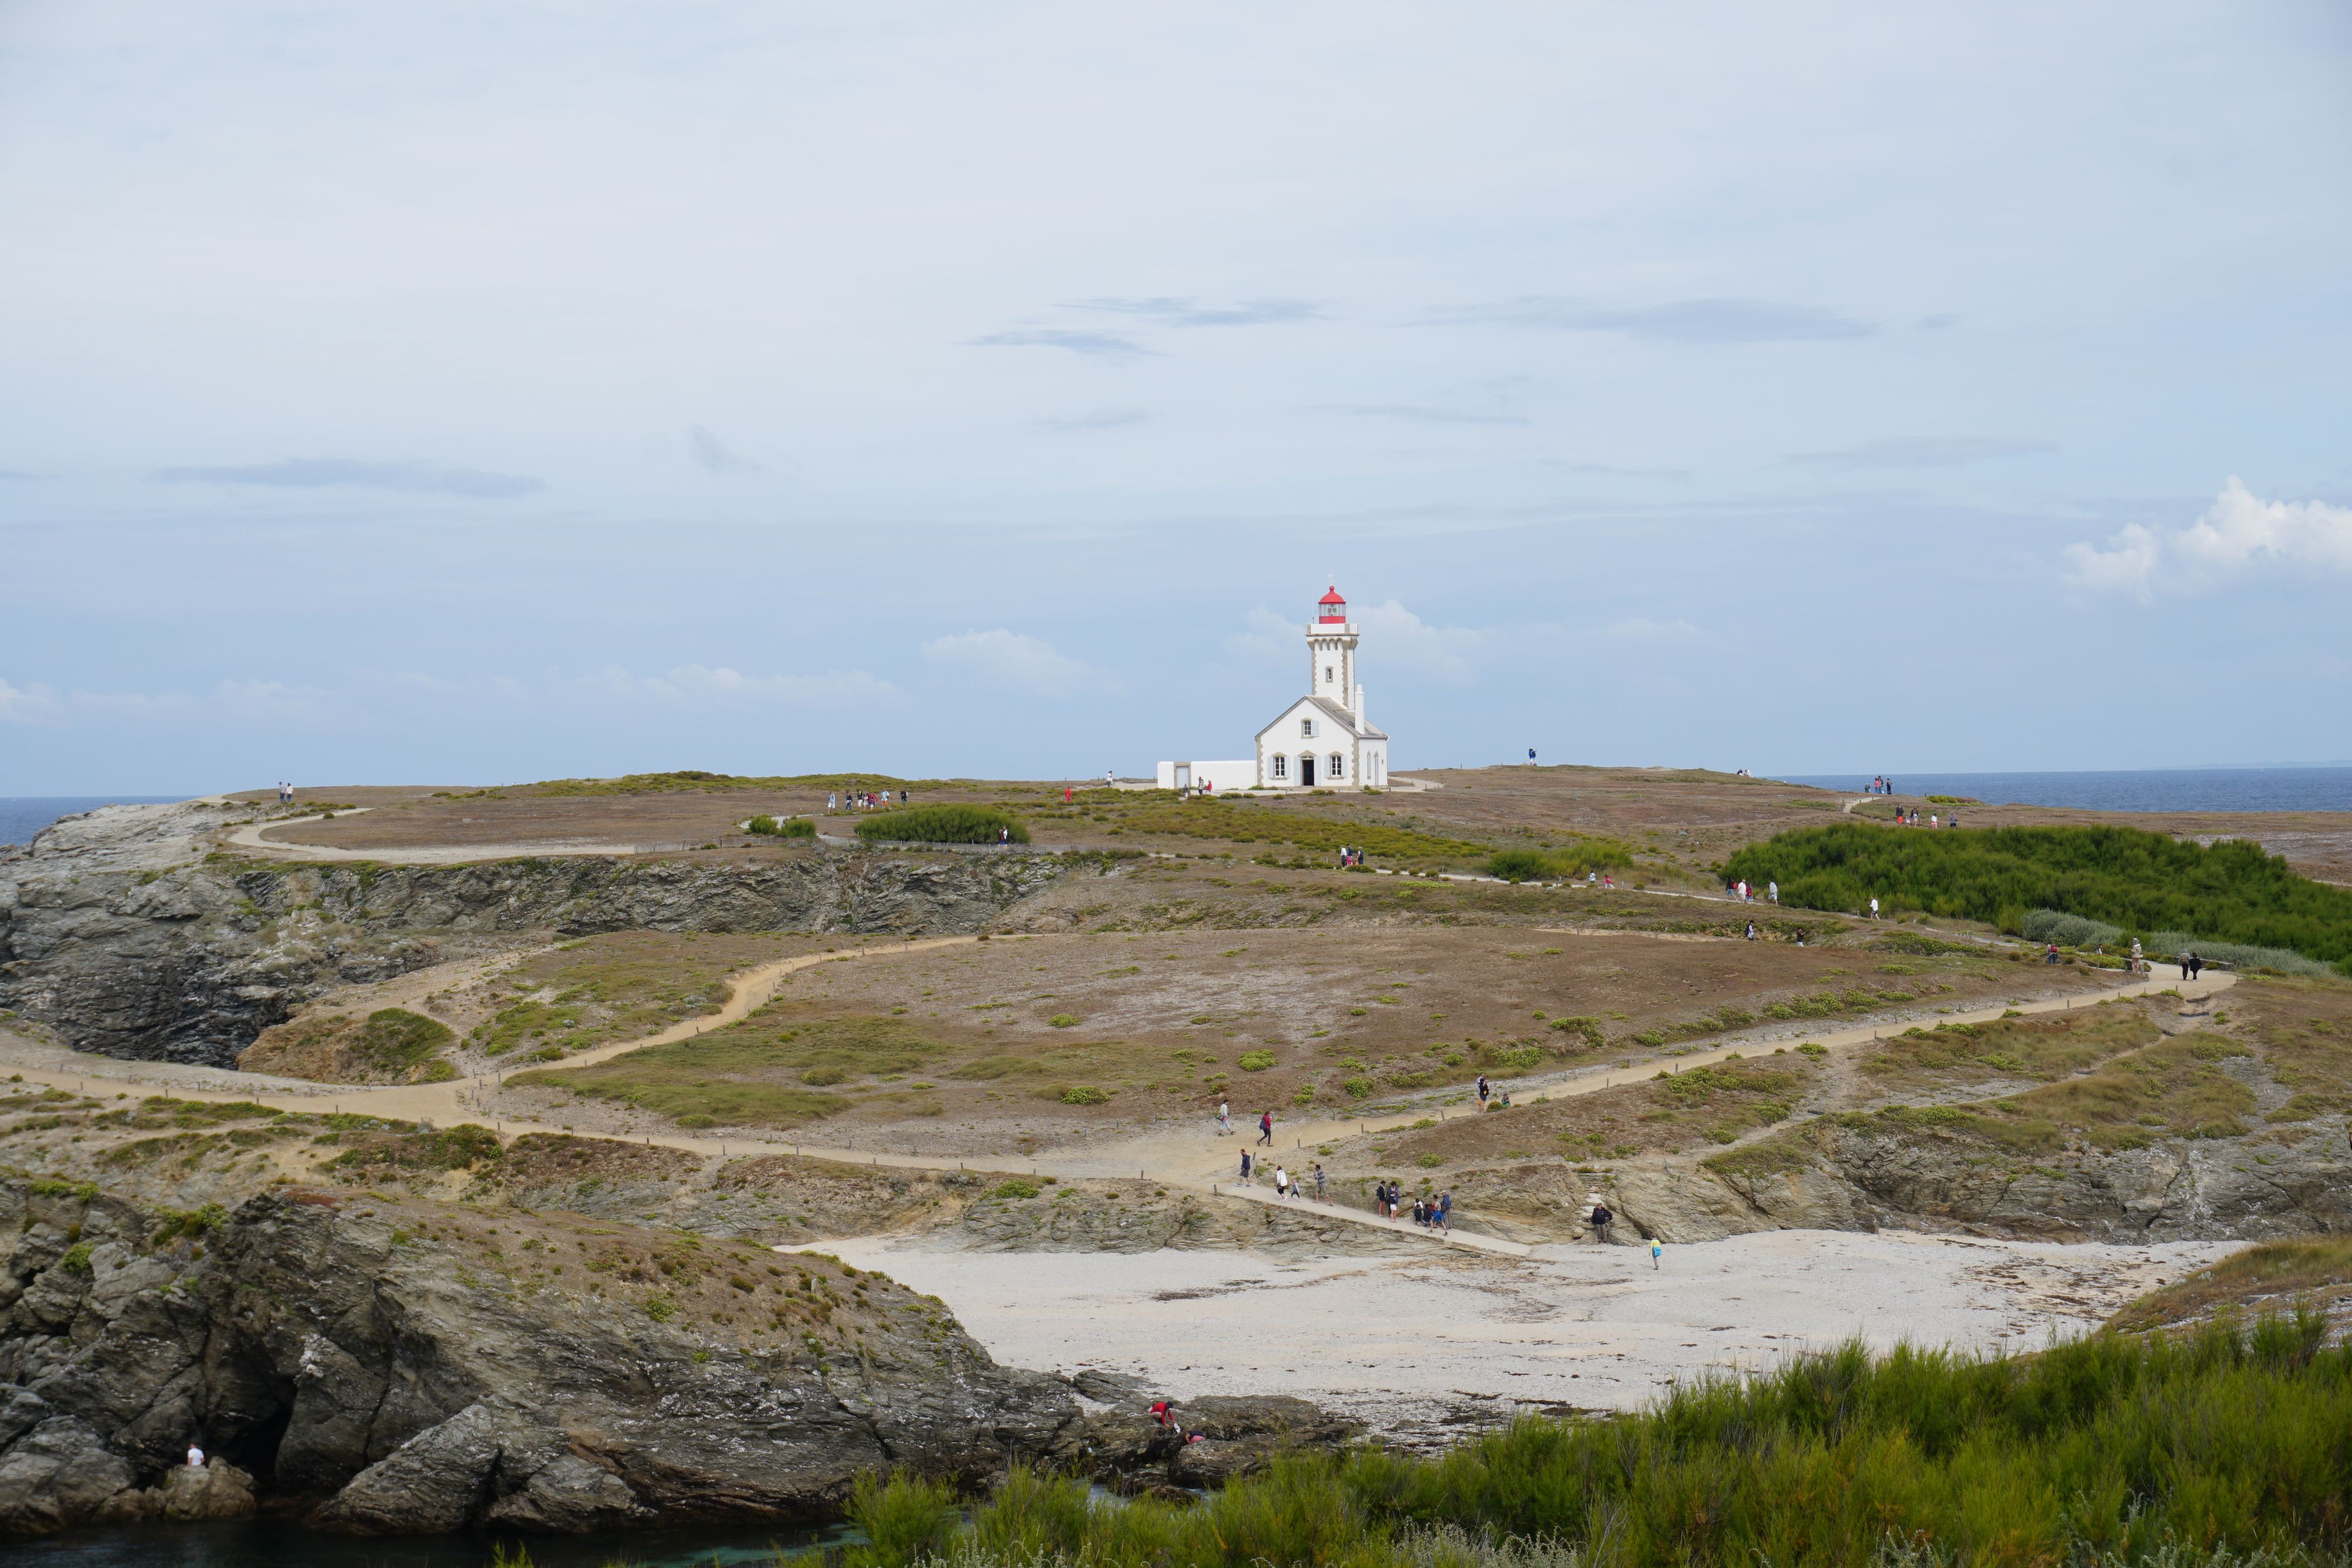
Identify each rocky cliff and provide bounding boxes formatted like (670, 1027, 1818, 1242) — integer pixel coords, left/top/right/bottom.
(0, 804, 1077, 1068)
(0, 1178, 1084, 1537)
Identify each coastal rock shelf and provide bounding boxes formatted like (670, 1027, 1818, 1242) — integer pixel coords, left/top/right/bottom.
(0, 1178, 1083, 1537)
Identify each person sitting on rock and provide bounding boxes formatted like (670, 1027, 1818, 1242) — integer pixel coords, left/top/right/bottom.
(186, 1443, 205, 1467)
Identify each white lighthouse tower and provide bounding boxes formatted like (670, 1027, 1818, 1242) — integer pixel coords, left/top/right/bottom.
(1250, 585, 1389, 789)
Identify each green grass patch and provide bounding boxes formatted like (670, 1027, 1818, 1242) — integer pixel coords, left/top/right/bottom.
(509, 1013, 943, 1126)
(855, 804, 1030, 844)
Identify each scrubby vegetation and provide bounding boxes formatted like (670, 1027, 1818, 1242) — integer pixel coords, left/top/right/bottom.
(509, 1013, 949, 1127)
(747, 814, 817, 838)
(1724, 823, 2352, 971)
(1485, 841, 1636, 882)
(856, 805, 1032, 844)
(802, 1308, 2352, 1568)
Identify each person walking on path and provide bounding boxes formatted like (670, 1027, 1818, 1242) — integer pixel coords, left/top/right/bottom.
(1436, 1191, 1451, 1232)
(2190, 952, 2204, 979)
(2131, 937, 2144, 975)
(2179, 950, 2194, 979)
(1476, 1074, 1491, 1108)
(1768, 881, 1778, 904)
(1217, 1100, 1231, 1136)
(1649, 1237, 1663, 1270)
(1273, 1165, 1290, 1200)
(1590, 1201, 1613, 1244)
(1313, 1163, 1327, 1203)
(1257, 1109, 1274, 1146)
(1869, 897, 1880, 920)
(1238, 1151, 1253, 1186)
(1745, 921, 1758, 941)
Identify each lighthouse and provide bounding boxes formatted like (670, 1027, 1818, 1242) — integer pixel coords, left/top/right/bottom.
(1153, 583, 1395, 794)
(1250, 584, 1390, 789)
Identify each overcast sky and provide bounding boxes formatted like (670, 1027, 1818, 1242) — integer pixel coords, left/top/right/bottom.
(4, 1, 2348, 793)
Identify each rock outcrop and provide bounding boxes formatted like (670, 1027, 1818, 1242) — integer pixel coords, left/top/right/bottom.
(1573, 1116, 2352, 1247)
(1, 804, 1077, 1067)
(0, 1179, 1082, 1537)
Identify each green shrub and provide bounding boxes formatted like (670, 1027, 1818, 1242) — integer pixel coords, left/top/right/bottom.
(1726, 823, 2352, 970)
(1058, 1085, 1111, 1105)
(747, 815, 817, 838)
(58, 1241, 93, 1275)
(855, 805, 1030, 844)
(991, 1180, 1041, 1200)
(1048, 1014, 1079, 1028)
(1238, 1049, 1277, 1071)
(846, 1471, 961, 1568)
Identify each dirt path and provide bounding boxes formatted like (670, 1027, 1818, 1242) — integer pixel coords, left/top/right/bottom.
(225, 808, 655, 864)
(0, 933, 2237, 1257)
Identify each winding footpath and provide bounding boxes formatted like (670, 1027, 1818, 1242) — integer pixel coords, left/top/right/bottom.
(0, 924, 2239, 1257)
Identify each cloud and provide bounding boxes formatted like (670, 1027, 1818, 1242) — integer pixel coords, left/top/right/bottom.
(688, 426, 762, 474)
(920, 630, 1108, 697)
(2065, 477, 2352, 601)
(0, 674, 329, 727)
(1787, 436, 2057, 468)
(0, 469, 38, 480)
(1037, 408, 1151, 432)
(1435, 297, 1873, 343)
(151, 459, 544, 497)
(550, 663, 896, 709)
(1596, 616, 1708, 646)
(1352, 600, 1482, 685)
(968, 329, 1157, 359)
(1333, 404, 1530, 426)
(1067, 297, 1322, 327)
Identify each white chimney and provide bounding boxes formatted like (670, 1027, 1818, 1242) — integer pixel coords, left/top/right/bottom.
(1355, 683, 1365, 721)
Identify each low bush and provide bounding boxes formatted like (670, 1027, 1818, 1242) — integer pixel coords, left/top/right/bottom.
(747, 815, 817, 838)
(856, 805, 1030, 844)
(901, 1310, 2352, 1568)
(1725, 823, 2352, 971)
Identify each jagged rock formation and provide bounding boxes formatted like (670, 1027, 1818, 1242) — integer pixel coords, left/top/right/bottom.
(1583, 1116, 2352, 1247)
(0, 804, 1076, 1067)
(0, 1178, 1083, 1537)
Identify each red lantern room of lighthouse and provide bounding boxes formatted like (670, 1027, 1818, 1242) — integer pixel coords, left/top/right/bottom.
(1316, 587, 1348, 624)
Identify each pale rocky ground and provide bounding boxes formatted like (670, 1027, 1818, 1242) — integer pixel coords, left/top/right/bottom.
(817, 1229, 2239, 1442)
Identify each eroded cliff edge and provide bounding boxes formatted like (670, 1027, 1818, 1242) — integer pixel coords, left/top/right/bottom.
(0, 1178, 1081, 1536)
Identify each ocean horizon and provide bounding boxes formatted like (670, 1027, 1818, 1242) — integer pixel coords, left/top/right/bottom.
(1780, 766, 2352, 814)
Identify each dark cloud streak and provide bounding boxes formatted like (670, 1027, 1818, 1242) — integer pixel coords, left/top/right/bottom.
(970, 329, 1158, 359)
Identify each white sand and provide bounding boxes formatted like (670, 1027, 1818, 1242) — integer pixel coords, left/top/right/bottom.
(817, 1231, 2236, 1436)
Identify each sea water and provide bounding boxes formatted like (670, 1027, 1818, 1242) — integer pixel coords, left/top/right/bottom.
(0, 797, 192, 849)
(1780, 767, 2352, 814)
(11, 1514, 855, 1567)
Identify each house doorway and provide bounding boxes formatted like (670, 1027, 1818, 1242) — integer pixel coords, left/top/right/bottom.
(1299, 756, 1316, 786)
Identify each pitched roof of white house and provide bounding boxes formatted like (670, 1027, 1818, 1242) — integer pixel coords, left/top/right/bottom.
(1255, 694, 1389, 744)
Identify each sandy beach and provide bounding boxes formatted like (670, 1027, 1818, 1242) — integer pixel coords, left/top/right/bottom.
(817, 1230, 2237, 1440)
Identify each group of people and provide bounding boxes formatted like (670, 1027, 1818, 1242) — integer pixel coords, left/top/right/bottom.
(272, 781, 295, 805)
(1730, 880, 1779, 904)
(829, 790, 907, 811)
(1867, 775, 1897, 795)
(1335, 845, 1368, 868)
(1371, 1181, 1451, 1230)
(1235, 1149, 1327, 1202)
(1889, 809, 1957, 827)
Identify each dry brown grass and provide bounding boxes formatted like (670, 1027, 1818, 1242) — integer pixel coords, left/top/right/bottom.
(2104, 1236, 2352, 1335)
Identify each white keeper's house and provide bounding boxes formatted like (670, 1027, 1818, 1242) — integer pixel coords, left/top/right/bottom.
(1157, 585, 1391, 793)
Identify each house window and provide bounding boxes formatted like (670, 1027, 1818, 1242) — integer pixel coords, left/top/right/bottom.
(1329, 753, 1345, 779)
(1324, 666, 1334, 684)
(1300, 718, 1315, 738)
(1271, 754, 1288, 780)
